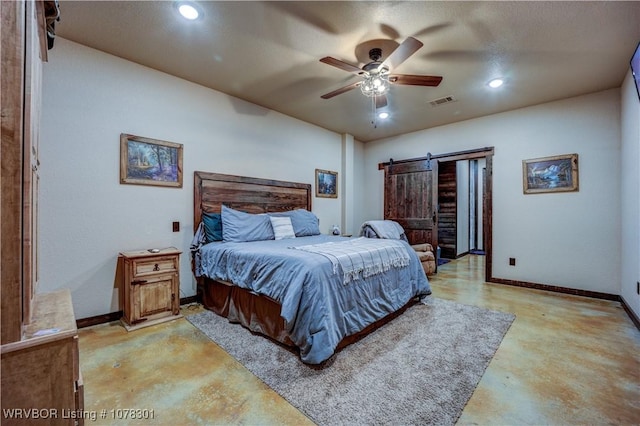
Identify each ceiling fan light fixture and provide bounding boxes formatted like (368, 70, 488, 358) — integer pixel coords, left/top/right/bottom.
(361, 73, 389, 97)
(488, 78, 504, 88)
(177, 2, 201, 20)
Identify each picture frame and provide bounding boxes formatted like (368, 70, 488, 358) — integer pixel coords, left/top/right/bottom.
(522, 153, 578, 194)
(315, 169, 338, 198)
(120, 134, 183, 188)
(630, 41, 640, 101)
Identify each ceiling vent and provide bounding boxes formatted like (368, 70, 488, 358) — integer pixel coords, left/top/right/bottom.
(429, 95, 457, 107)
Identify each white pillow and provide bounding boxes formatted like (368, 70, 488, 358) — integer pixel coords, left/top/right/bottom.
(270, 216, 296, 240)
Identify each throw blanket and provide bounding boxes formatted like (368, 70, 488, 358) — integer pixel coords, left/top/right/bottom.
(292, 237, 410, 284)
(359, 220, 407, 241)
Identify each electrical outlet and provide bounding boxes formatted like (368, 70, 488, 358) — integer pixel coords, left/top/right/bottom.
(172, 221, 180, 232)
(509, 257, 516, 266)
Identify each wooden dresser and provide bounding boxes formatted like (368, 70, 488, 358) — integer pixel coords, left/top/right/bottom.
(1, 290, 83, 425)
(120, 248, 183, 331)
(1, 2, 83, 423)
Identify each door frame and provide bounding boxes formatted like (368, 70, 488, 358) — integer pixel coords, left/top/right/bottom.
(379, 147, 494, 282)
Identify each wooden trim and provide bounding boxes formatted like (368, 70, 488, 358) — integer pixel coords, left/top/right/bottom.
(488, 277, 620, 301)
(76, 295, 199, 328)
(491, 277, 640, 331)
(193, 171, 312, 232)
(76, 311, 122, 329)
(180, 295, 198, 306)
(1, 0, 26, 344)
(484, 155, 493, 281)
(620, 295, 640, 331)
(378, 147, 495, 170)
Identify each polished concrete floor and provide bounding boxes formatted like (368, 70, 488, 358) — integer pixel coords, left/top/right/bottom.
(78, 255, 640, 425)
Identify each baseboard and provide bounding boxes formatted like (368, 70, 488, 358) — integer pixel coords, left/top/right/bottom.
(181, 295, 198, 306)
(488, 276, 640, 329)
(488, 277, 619, 301)
(76, 295, 200, 329)
(620, 295, 640, 331)
(76, 311, 123, 329)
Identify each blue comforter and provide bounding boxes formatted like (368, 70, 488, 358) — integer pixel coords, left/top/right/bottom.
(195, 235, 431, 364)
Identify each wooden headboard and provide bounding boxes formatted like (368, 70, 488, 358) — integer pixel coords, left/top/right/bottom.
(193, 171, 312, 231)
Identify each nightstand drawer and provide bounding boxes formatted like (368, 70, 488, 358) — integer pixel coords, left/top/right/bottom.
(133, 257, 178, 277)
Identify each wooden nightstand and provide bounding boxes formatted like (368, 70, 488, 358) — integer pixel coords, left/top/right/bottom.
(119, 247, 183, 331)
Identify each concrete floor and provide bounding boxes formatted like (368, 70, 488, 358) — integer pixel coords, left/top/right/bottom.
(78, 255, 640, 425)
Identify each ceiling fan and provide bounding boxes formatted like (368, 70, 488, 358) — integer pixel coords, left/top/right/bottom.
(319, 37, 443, 109)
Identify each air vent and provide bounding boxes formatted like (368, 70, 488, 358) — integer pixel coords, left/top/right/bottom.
(429, 95, 457, 107)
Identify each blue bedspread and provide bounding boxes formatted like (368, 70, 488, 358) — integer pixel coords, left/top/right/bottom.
(195, 235, 431, 364)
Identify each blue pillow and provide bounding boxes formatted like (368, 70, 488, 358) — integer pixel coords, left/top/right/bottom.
(202, 212, 222, 243)
(221, 205, 275, 242)
(270, 209, 320, 237)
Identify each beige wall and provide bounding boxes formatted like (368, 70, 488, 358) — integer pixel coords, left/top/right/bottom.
(39, 38, 636, 319)
(39, 39, 344, 319)
(361, 89, 622, 295)
(620, 69, 640, 318)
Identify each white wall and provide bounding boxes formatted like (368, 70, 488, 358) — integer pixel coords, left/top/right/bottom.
(341, 134, 355, 236)
(39, 39, 343, 319)
(362, 89, 621, 295)
(352, 138, 367, 234)
(620, 69, 640, 318)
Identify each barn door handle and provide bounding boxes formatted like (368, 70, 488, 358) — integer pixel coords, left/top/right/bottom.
(433, 212, 437, 223)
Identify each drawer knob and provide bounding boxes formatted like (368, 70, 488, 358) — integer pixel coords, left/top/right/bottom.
(153, 263, 160, 271)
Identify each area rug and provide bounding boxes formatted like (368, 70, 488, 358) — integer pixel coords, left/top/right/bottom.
(187, 297, 515, 426)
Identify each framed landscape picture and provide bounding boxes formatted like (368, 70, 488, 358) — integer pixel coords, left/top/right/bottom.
(120, 134, 183, 188)
(522, 153, 578, 194)
(315, 169, 338, 198)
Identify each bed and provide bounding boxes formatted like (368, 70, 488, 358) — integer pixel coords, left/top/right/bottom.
(192, 171, 431, 364)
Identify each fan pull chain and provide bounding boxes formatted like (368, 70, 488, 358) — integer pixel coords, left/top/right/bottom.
(371, 95, 377, 128)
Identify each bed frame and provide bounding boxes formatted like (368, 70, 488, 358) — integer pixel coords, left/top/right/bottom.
(193, 171, 416, 358)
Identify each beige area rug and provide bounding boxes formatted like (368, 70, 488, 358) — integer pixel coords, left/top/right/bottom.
(187, 297, 515, 425)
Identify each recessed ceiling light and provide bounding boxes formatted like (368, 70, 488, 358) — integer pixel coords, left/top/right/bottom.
(178, 2, 200, 20)
(378, 112, 390, 119)
(488, 78, 504, 88)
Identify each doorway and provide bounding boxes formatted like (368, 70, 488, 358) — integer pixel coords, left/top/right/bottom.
(379, 147, 494, 281)
(438, 158, 486, 259)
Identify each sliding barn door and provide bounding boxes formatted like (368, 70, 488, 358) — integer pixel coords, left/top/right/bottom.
(384, 158, 439, 251)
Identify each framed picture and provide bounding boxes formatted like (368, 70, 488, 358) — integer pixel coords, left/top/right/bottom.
(522, 153, 578, 194)
(630, 41, 640, 101)
(120, 134, 183, 188)
(315, 169, 338, 198)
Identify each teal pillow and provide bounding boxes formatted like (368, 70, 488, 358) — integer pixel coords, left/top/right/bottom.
(202, 212, 223, 242)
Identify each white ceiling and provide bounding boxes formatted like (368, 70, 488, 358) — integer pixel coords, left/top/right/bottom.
(55, 1, 640, 142)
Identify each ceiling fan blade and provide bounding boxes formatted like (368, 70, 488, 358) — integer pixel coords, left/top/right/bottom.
(389, 74, 443, 86)
(320, 81, 361, 99)
(381, 37, 423, 70)
(375, 95, 387, 109)
(319, 57, 363, 74)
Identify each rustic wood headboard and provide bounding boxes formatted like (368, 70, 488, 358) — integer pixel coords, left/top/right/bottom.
(193, 171, 312, 231)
